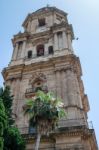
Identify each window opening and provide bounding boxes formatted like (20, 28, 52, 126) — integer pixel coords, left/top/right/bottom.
(35, 87, 42, 92)
(18, 41, 23, 50)
(37, 44, 44, 56)
(48, 46, 54, 54)
(28, 126, 36, 134)
(28, 50, 32, 59)
(38, 18, 45, 27)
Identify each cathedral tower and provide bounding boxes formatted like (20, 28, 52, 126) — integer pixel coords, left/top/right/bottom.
(2, 7, 98, 150)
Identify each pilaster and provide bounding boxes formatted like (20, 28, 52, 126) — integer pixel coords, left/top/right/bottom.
(54, 33, 58, 51)
(12, 43, 18, 60)
(55, 70, 61, 98)
(67, 32, 73, 51)
(62, 31, 68, 49)
(61, 70, 68, 106)
(45, 43, 48, 55)
(21, 40, 26, 58)
(33, 46, 36, 57)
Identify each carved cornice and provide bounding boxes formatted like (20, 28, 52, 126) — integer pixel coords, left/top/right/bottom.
(23, 127, 95, 143)
(51, 128, 95, 140)
(52, 54, 82, 77)
(2, 64, 24, 81)
(12, 23, 74, 46)
(13, 30, 52, 45)
(2, 54, 82, 82)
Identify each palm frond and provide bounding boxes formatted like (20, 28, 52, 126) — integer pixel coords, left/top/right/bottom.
(24, 90, 66, 135)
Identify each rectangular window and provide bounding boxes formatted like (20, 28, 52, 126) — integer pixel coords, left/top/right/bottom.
(48, 46, 54, 54)
(18, 41, 23, 50)
(28, 50, 32, 59)
(38, 18, 45, 27)
(37, 45, 44, 56)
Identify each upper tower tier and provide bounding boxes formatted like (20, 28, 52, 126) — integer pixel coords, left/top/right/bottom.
(10, 7, 74, 66)
(22, 7, 68, 33)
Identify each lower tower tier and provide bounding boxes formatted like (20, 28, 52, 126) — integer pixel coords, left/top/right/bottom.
(21, 122, 98, 150)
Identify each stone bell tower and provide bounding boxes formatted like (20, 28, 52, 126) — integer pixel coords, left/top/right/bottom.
(2, 7, 98, 150)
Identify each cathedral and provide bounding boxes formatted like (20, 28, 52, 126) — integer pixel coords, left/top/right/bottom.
(2, 7, 98, 150)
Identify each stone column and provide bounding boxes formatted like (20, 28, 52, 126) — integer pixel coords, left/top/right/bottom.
(12, 43, 18, 60)
(21, 41, 26, 58)
(63, 31, 68, 49)
(27, 21, 31, 32)
(33, 46, 36, 58)
(74, 75, 83, 109)
(14, 79, 21, 115)
(66, 69, 82, 108)
(67, 33, 73, 51)
(53, 13, 56, 24)
(65, 69, 85, 121)
(61, 70, 68, 106)
(54, 33, 58, 51)
(44, 43, 48, 56)
(14, 78, 25, 127)
(55, 70, 61, 98)
(11, 79, 17, 114)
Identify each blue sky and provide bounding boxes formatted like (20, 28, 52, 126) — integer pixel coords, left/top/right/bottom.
(0, 0, 99, 145)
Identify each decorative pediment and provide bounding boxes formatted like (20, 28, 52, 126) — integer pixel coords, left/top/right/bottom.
(29, 73, 46, 85)
(25, 73, 48, 98)
(32, 37, 48, 45)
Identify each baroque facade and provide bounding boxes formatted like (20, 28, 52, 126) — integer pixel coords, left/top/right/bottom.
(2, 7, 98, 150)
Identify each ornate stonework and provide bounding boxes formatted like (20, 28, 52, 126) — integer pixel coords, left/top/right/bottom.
(2, 6, 98, 150)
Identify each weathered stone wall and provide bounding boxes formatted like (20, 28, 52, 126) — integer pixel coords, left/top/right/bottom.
(2, 7, 98, 150)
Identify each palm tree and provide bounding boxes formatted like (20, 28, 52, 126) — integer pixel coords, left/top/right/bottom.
(24, 91, 66, 150)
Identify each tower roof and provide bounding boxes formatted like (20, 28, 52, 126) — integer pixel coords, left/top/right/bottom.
(34, 6, 67, 15)
(22, 6, 68, 28)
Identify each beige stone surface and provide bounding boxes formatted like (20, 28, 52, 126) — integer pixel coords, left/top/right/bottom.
(2, 7, 98, 150)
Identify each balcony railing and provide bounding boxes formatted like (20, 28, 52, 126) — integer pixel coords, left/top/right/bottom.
(25, 86, 48, 97)
(19, 119, 93, 135)
(24, 52, 54, 61)
(58, 118, 87, 128)
(26, 86, 48, 93)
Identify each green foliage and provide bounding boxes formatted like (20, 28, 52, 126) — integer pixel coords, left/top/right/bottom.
(0, 86, 14, 125)
(0, 100, 7, 135)
(3, 127, 25, 150)
(0, 137, 4, 150)
(0, 100, 7, 150)
(24, 91, 66, 134)
(0, 86, 26, 150)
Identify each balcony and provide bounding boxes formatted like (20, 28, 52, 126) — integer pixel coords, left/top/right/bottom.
(25, 86, 48, 98)
(24, 52, 54, 61)
(19, 119, 93, 135)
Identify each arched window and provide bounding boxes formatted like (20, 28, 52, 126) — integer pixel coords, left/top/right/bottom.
(37, 44, 44, 56)
(48, 46, 54, 54)
(27, 50, 32, 59)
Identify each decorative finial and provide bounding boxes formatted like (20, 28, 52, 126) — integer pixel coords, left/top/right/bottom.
(46, 4, 50, 7)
